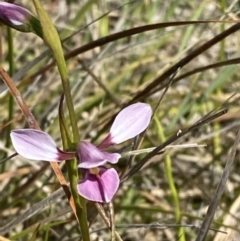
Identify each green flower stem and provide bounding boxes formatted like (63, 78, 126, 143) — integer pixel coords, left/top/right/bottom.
(2, 27, 15, 173)
(59, 103, 89, 238)
(67, 160, 89, 230)
(154, 116, 186, 241)
(32, 1, 90, 240)
(32, 0, 79, 142)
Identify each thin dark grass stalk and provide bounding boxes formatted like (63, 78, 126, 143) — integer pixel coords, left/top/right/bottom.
(130, 23, 240, 103)
(66, 20, 238, 61)
(186, 90, 239, 181)
(121, 69, 178, 178)
(77, 59, 121, 107)
(98, 24, 240, 133)
(0, 153, 17, 164)
(10, 7, 239, 85)
(150, 57, 240, 95)
(62, 0, 138, 43)
(195, 130, 240, 241)
(22, 20, 238, 87)
(123, 109, 228, 181)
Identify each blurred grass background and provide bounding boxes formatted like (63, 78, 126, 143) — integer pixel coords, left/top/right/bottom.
(0, 0, 240, 240)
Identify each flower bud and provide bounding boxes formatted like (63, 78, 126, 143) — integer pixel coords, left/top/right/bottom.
(0, 2, 42, 37)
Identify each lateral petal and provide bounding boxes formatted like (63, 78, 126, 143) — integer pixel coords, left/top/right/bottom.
(99, 103, 152, 147)
(10, 129, 75, 161)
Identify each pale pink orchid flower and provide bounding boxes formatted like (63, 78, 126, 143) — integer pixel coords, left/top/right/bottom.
(0, 2, 35, 31)
(10, 103, 152, 203)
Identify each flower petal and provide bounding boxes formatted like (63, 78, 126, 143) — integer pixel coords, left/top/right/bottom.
(99, 103, 152, 147)
(10, 129, 75, 161)
(77, 141, 121, 168)
(0, 3, 33, 26)
(77, 167, 119, 203)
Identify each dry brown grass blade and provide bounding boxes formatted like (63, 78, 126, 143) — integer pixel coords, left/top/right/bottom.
(95, 203, 123, 241)
(109, 201, 116, 241)
(130, 23, 240, 103)
(66, 20, 234, 59)
(0, 167, 33, 180)
(195, 130, 240, 241)
(0, 65, 77, 218)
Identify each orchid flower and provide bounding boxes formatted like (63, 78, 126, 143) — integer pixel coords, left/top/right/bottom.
(10, 103, 152, 202)
(0, 2, 42, 36)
